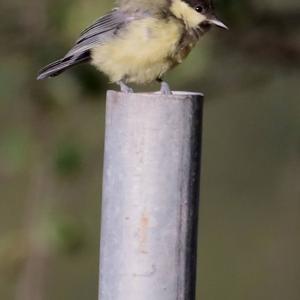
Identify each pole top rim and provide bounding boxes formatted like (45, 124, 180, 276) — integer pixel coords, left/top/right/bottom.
(107, 90, 204, 99)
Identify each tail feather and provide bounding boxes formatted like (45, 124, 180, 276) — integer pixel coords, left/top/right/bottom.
(37, 51, 91, 80)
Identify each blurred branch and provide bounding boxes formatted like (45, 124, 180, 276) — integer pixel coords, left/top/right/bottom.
(220, 10, 300, 65)
(14, 160, 50, 300)
(255, 11, 300, 29)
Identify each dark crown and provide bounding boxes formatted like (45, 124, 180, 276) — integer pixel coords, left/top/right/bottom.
(184, 0, 214, 13)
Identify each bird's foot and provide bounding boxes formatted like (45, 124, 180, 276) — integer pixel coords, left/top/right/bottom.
(118, 81, 134, 93)
(159, 81, 172, 95)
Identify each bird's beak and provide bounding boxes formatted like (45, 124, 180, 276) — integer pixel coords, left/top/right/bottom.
(209, 18, 229, 30)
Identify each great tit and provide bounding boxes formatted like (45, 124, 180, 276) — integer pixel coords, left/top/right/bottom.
(37, 0, 227, 94)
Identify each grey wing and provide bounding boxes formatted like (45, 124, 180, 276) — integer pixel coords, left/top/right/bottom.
(37, 9, 128, 79)
(65, 9, 127, 59)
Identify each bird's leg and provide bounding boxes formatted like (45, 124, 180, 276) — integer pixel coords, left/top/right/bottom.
(157, 78, 172, 95)
(117, 81, 134, 93)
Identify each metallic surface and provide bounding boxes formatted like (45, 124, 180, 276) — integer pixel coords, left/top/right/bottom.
(99, 91, 203, 300)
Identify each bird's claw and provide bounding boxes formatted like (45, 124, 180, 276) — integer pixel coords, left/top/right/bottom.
(160, 81, 172, 95)
(118, 81, 134, 93)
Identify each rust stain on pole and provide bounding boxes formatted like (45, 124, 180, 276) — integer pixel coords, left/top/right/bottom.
(138, 211, 150, 254)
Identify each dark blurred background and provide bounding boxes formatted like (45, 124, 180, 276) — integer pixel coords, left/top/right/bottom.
(0, 0, 300, 299)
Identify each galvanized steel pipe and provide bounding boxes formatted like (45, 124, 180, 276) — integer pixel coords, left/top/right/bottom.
(99, 91, 203, 300)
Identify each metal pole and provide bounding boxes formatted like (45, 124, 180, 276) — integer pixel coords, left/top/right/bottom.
(99, 91, 203, 300)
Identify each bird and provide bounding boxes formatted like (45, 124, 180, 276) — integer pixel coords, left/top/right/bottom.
(37, 0, 228, 94)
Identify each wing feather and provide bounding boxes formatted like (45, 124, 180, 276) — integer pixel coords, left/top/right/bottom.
(37, 9, 129, 79)
(65, 9, 127, 59)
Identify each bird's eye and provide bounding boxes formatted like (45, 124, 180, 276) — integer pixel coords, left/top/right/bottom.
(195, 6, 204, 13)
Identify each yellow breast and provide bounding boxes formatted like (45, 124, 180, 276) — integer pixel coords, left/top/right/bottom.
(91, 17, 185, 84)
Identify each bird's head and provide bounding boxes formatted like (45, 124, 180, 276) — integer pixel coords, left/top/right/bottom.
(170, 0, 228, 31)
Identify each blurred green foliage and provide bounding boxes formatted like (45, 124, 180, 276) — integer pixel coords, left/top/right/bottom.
(0, 0, 300, 299)
(45, 216, 85, 255)
(54, 142, 82, 176)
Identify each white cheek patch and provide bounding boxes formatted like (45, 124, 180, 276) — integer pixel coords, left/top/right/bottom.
(170, 0, 207, 28)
